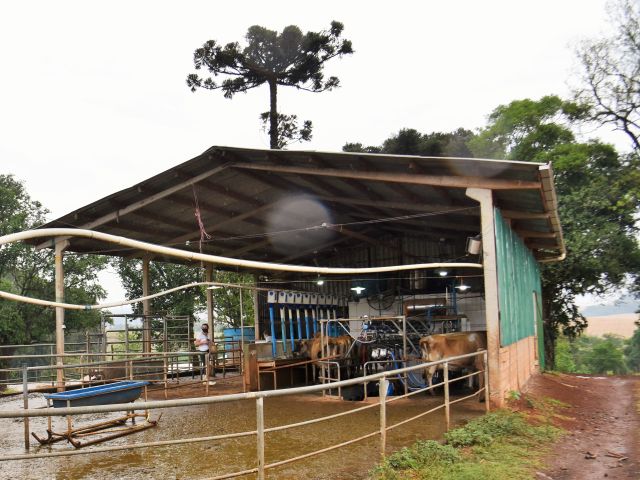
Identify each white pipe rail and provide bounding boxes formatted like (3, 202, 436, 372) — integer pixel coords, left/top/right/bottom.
(0, 228, 482, 310)
(2, 350, 490, 478)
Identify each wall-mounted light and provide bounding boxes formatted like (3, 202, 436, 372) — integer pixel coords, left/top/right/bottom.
(437, 268, 448, 277)
(350, 286, 366, 295)
(466, 234, 482, 255)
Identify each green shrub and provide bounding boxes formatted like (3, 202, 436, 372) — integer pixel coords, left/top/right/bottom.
(444, 411, 533, 447)
(386, 440, 460, 470)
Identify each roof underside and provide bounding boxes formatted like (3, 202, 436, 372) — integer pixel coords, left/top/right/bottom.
(32, 146, 565, 269)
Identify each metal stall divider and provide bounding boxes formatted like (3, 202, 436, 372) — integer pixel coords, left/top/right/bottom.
(331, 295, 339, 321)
(277, 291, 288, 354)
(302, 293, 311, 339)
(285, 292, 296, 352)
(318, 294, 327, 333)
(267, 291, 278, 358)
(294, 292, 304, 340)
(310, 294, 318, 335)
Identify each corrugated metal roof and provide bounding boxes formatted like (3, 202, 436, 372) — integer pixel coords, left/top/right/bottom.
(31, 146, 564, 267)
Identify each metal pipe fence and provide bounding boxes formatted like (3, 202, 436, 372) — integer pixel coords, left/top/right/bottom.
(0, 350, 489, 479)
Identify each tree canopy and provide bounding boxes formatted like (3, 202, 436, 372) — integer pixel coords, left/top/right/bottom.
(112, 258, 254, 330)
(0, 175, 107, 352)
(344, 128, 474, 157)
(574, 0, 640, 150)
(469, 95, 640, 366)
(187, 21, 353, 149)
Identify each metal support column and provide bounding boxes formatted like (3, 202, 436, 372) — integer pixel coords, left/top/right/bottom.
(142, 256, 152, 354)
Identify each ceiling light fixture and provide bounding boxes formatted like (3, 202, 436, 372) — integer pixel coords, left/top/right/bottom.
(455, 278, 470, 292)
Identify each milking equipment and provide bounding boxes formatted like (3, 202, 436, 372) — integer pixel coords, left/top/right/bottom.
(265, 290, 347, 359)
(294, 292, 303, 341)
(310, 294, 318, 334)
(285, 291, 296, 351)
(302, 293, 312, 338)
(267, 290, 278, 358)
(277, 291, 288, 354)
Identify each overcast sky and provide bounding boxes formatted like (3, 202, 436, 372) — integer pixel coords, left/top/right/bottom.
(1, 0, 626, 308)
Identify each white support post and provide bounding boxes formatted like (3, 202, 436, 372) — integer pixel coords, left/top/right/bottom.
(54, 238, 68, 392)
(205, 264, 214, 377)
(466, 188, 502, 408)
(444, 362, 450, 431)
(379, 376, 388, 460)
(256, 397, 265, 480)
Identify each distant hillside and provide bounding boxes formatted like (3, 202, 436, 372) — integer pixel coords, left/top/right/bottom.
(584, 313, 639, 338)
(581, 296, 639, 317)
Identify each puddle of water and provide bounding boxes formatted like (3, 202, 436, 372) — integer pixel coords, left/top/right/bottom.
(0, 391, 484, 479)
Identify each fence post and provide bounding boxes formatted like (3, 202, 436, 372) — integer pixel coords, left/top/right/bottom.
(205, 353, 210, 396)
(379, 376, 388, 460)
(444, 362, 450, 431)
(256, 396, 265, 480)
(22, 364, 30, 450)
(163, 356, 168, 400)
(483, 351, 490, 412)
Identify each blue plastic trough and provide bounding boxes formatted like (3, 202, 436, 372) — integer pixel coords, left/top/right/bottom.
(45, 381, 150, 408)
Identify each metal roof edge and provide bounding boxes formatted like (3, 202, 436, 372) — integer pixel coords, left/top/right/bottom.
(211, 145, 546, 168)
(537, 163, 566, 263)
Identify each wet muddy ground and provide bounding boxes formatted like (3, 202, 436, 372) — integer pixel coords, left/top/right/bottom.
(0, 380, 484, 480)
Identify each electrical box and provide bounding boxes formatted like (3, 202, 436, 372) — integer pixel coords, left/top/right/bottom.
(277, 291, 287, 304)
(267, 291, 277, 304)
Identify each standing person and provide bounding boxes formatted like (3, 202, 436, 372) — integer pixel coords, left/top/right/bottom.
(194, 323, 210, 380)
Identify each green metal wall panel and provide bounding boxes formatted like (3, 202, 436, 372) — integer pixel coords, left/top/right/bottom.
(495, 208, 543, 353)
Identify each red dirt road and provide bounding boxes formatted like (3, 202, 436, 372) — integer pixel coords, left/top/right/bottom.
(526, 374, 640, 479)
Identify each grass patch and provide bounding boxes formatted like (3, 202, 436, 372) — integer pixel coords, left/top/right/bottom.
(371, 406, 562, 480)
(0, 387, 20, 395)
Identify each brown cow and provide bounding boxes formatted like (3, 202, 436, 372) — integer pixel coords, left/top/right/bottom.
(419, 331, 487, 400)
(297, 334, 357, 381)
(86, 361, 128, 381)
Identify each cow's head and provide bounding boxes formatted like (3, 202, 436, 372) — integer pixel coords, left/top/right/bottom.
(420, 336, 441, 362)
(294, 339, 310, 358)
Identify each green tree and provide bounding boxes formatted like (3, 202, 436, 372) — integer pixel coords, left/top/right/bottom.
(625, 320, 640, 371)
(574, 0, 640, 150)
(469, 96, 640, 367)
(187, 21, 353, 149)
(585, 337, 628, 374)
(344, 128, 475, 157)
(113, 259, 205, 318)
(553, 335, 577, 372)
(0, 175, 107, 385)
(112, 259, 254, 329)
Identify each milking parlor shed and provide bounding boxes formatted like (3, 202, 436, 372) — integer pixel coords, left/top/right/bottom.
(32, 146, 564, 407)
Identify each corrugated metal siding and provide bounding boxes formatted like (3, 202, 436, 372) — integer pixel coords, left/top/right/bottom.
(495, 209, 543, 358)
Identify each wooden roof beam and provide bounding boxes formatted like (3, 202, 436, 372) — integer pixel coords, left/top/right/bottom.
(232, 163, 541, 191)
(318, 195, 479, 216)
(278, 236, 358, 263)
(515, 229, 557, 239)
(328, 226, 422, 261)
(160, 201, 277, 247)
(501, 210, 551, 220)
